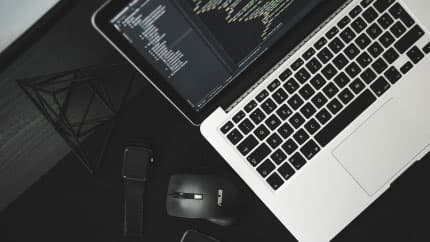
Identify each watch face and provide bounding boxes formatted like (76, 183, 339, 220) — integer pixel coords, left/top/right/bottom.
(181, 230, 219, 242)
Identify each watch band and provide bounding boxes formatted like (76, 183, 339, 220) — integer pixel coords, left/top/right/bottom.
(123, 180, 145, 238)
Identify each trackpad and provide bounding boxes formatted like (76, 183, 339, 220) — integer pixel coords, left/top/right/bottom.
(333, 99, 429, 196)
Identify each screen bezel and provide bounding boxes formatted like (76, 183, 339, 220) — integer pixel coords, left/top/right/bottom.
(93, 0, 235, 125)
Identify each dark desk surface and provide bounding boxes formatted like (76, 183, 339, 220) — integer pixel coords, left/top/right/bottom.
(0, 0, 429, 242)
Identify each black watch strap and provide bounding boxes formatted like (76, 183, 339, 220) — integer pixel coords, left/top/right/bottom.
(123, 180, 145, 238)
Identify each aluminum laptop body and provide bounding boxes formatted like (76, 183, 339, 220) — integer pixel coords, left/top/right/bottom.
(201, 0, 430, 241)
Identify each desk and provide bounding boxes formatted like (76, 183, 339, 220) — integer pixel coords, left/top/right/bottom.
(0, 0, 430, 241)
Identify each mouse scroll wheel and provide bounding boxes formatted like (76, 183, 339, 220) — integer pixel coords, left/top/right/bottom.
(169, 192, 204, 200)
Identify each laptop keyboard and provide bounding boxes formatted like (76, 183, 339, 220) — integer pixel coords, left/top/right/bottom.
(220, 0, 430, 191)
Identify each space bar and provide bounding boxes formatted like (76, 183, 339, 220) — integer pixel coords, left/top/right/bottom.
(315, 90, 377, 147)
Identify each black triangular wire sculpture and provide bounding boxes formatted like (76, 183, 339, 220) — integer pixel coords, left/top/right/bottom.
(17, 64, 136, 174)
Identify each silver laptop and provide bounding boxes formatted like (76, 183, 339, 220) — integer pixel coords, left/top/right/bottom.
(93, 0, 430, 240)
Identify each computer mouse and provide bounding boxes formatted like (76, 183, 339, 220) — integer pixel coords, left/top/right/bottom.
(166, 174, 240, 226)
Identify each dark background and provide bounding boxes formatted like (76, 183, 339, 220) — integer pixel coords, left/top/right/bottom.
(0, 0, 429, 241)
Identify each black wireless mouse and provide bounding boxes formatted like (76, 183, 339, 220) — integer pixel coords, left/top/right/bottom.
(166, 174, 240, 226)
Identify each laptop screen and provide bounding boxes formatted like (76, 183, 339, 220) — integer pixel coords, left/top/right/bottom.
(110, 0, 323, 111)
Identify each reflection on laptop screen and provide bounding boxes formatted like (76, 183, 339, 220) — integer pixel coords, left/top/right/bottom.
(111, 0, 323, 111)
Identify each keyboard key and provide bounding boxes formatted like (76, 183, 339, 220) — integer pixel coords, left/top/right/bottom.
(326, 26, 339, 39)
(361, 68, 377, 84)
(282, 139, 299, 155)
(221, 121, 234, 134)
(395, 25, 425, 54)
(372, 58, 388, 74)
(327, 98, 343, 115)
(299, 84, 315, 100)
(367, 23, 383, 39)
(374, 0, 395, 13)
(238, 118, 255, 135)
(379, 31, 395, 48)
(268, 79, 281, 92)
(315, 37, 328, 50)
(361, 0, 374, 8)
(247, 143, 271, 166)
(278, 163, 295, 181)
(278, 123, 294, 139)
(334, 72, 351, 88)
(363, 7, 378, 23)
(300, 140, 321, 160)
(237, 135, 258, 156)
(244, 100, 258, 113)
(350, 78, 366, 94)
(250, 108, 266, 124)
(389, 3, 415, 27)
(276, 104, 293, 120)
(371, 76, 391, 96)
(350, 5, 363, 19)
(267, 133, 283, 149)
(377, 13, 394, 28)
(351, 17, 367, 33)
(304, 118, 321, 135)
(390, 21, 406, 38)
(323, 82, 340, 98)
(265, 114, 282, 130)
(233, 111, 246, 123)
(271, 149, 287, 165)
(317, 47, 334, 64)
(345, 62, 362, 78)
(384, 66, 402, 84)
(310, 74, 327, 90)
(333, 53, 349, 70)
(256, 90, 269, 102)
(383, 47, 400, 64)
(284, 78, 300, 94)
(272, 88, 289, 104)
(338, 88, 355, 104)
(291, 58, 304, 71)
(293, 129, 309, 145)
(227, 129, 243, 145)
(340, 27, 356, 44)
(311, 92, 328, 109)
(338, 16, 351, 29)
(257, 159, 275, 177)
(357, 52, 373, 68)
(279, 69, 293, 81)
(355, 33, 372, 49)
(329, 37, 345, 54)
(306, 57, 323, 74)
(400, 61, 413, 74)
(262, 98, 277, 114)
(254, 125, 270, 140)
(289, 113, 306, 129)
(288, 94, 304, 110)
(267, 173, 284, 190)
(303, 47, 316, 60)
(295, 68, 311, 83)
(407, 46, 425, 64)
(300, 103, 317, 119)
(422, 42, 430, 54)
(368, 42, 384, 58)
(344, 43, 360, 59)
(289, 153, 307, 170)
(316, 108, 332, 125)
(322, 64, 338, 80)
(315, 90, 376, 147)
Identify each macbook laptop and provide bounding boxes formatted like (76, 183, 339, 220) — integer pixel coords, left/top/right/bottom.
(92, 0, 430, 241)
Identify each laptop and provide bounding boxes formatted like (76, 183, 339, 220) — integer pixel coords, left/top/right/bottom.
(92, 0, 430, 240)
